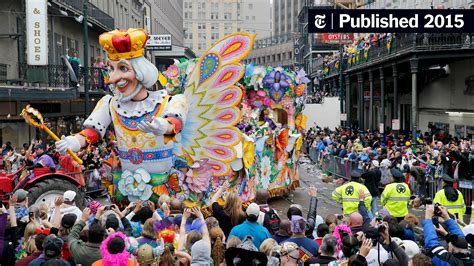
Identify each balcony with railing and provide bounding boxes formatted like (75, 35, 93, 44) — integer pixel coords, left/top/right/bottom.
(52, 0, 114, 31)
(322, 33, 474, 78)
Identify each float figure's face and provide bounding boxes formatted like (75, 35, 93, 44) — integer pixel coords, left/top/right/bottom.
(108, 59, 139, 98)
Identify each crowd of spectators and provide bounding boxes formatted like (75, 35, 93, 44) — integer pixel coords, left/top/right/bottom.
(0, 123, 472, 265)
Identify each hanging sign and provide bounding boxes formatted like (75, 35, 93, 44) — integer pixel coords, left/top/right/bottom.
(26, 0, 48, 65)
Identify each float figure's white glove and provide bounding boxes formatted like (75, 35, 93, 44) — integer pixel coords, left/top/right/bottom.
(137, 117, 171, 136)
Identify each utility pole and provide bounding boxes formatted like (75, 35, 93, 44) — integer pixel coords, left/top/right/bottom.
(83, 1, 90, 115)
(339, 36, 344, 127)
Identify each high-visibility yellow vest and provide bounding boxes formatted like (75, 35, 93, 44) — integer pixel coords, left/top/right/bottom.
(381, 182, 411, 218)
(433, 188, 466, 219)
(332, 181, 372, 215)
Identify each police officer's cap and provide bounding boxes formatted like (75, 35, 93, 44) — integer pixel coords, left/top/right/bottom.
(390, 168, 404, 180)
(350, 169, 362, 179)
(442, 174, 455, 183)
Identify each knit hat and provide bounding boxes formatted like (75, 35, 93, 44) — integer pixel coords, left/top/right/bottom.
(137, 244, 156, 265)
(105, 214, 120, 230)
(14, 189, 28, 202)
(447, 234, 468, 249)
(226, 237, 269, 265)
(61, 213, 77, 229)
(238, 236, 258, 251)
(290, 215, 307, 233)
(43, 235, 64, 258)
(190, 239, 211, 266)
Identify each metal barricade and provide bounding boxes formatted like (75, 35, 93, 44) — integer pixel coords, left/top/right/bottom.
(321, 155, 359, 179)
(459, 180, 474, 214)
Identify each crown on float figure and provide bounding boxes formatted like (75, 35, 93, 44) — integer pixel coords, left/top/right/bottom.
(99, 28, 148, 60)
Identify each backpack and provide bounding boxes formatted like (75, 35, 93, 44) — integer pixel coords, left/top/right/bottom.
(260, 207, 281, 235)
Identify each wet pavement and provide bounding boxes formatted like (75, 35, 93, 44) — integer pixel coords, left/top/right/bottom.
(268, 155, 343, 219)
(268, 155, 428, 221)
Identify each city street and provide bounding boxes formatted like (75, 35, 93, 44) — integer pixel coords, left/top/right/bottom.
(269, 156, 341, 219)
(270, 155, 426, 221)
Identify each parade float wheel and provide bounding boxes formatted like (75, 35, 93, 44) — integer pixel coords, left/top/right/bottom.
(28, 178, 85, 208)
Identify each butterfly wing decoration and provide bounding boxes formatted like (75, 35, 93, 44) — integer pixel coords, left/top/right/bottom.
(175, 33, 256, 176)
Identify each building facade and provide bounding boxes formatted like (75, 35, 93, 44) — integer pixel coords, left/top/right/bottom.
(0, 0, 186, 146)
(273, 0, 303, 37)
(183, 0, 271, 56)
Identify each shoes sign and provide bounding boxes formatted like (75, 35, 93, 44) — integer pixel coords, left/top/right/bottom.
(308, 9, 474, 33)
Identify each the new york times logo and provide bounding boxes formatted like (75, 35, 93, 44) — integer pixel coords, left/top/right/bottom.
(308, 9, 474, 33)
(314, 14, 326, 29)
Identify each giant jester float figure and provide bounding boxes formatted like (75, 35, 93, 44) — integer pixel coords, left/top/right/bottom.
(55, 28, 255, 203)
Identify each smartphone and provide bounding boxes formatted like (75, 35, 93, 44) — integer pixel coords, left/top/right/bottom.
(104, 205, 112, 211)
(454, 213, 459, 220)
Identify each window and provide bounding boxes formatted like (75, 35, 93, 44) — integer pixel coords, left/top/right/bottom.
(198, 32, 205, 40)
(211, 32, 219, 40)
(224, 12, 231, 19)
(211, 23, 218, 30)
(211, 12, 219, 19)
(198, 23, 205, 29)
(198, 11, 205, 19)
(245, 16, 249, 20)
(248, 3, 253, 9)
(252, 16, 255, 20)
(211, 2, 218, 11)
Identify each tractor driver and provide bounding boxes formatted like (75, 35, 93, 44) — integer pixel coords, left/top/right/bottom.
(32, 143, 55, 169)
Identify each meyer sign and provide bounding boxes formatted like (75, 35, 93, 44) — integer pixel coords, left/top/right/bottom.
(146, 34, 172, 51)
(26, 0, 48, 65)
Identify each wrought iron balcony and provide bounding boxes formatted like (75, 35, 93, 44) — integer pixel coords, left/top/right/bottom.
(52, 0, 114, 31)
(322, 33, 474, 78)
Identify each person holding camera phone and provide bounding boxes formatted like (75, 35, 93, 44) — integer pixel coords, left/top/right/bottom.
(423, 204, 472, 265)
(433, 174, 466, 221)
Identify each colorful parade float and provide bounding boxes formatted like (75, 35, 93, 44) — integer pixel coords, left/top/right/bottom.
(22, 28, 309, 209)
(160, 47, 309, 205)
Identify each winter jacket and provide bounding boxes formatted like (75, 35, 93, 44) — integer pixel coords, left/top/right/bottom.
(451, 151, 471, 180)
(68, 220, 102, 266)
(361, 168, 382, 197)
(423, 218, 473, 266)
(307, 197, 318, 233)
(0, 213, 20, 266)
(433, 186, 466, 219)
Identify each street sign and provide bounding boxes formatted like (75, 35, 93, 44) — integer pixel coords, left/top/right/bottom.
(392, 119, 400, 130)
(321, 33, 354, 44)
(26, 0, 48, 65)
(146, 34, 172, 51)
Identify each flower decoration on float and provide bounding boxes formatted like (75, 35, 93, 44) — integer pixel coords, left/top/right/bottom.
(117, 168, 153, 202)
(263, 67, 291, 103)
(185, 159, 213, 193)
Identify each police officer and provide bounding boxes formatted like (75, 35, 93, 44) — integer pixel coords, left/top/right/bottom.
(381, 168, 411, 222)
(433, 174, 466, 220)
(332, 169, 372, 215)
